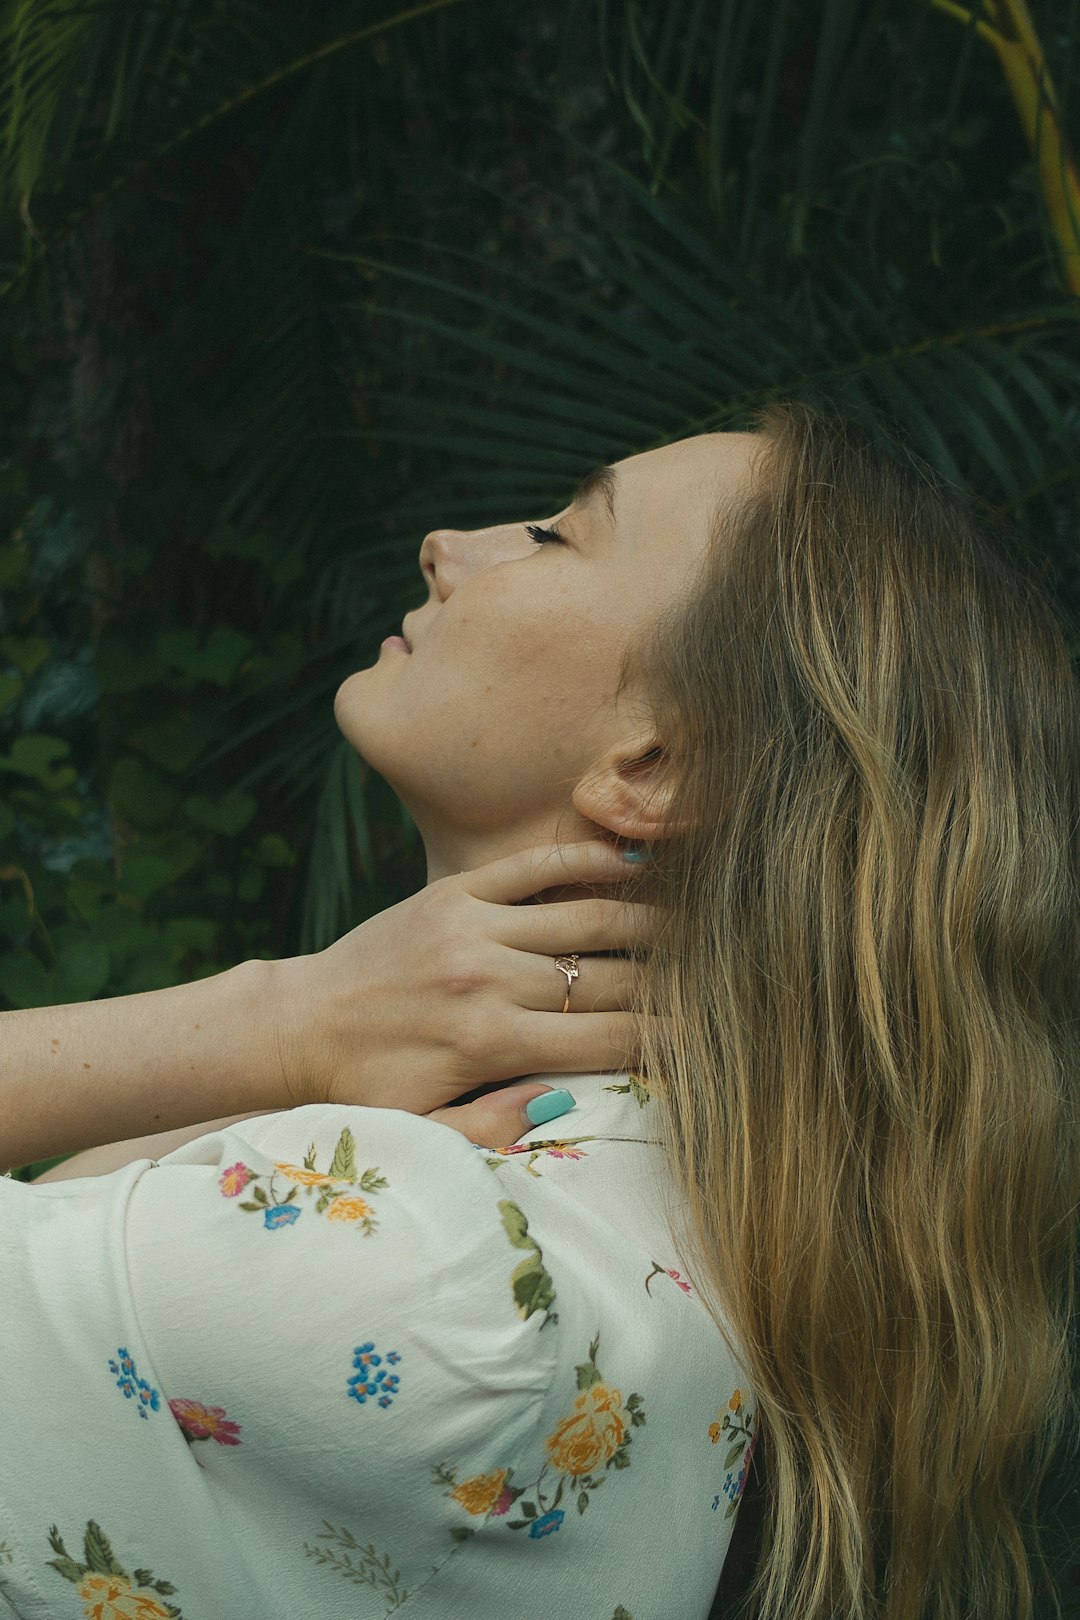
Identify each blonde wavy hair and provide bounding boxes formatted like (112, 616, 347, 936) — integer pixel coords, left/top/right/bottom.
(626, 399, 1080, 1620)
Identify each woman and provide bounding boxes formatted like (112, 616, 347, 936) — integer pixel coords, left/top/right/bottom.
(2, 399, 1077, 1620)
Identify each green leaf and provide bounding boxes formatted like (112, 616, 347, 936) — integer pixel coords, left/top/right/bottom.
(0, 803, 15, 841)
(53, 938, 110, 1002)
(83, 1520, 128, 1578)
(0, 734, 74, 789)
(44, 1555, 86, 1583)
(0, 547, 27, 589)
(254, 833, 295, 867)
(236, 863, 264, 902)
(498, 1198, 536, 1252)
(118, 852, 176, 901)
(328, 1126, 357, 1180)
(158, 627, 252, 687)
(0, 635, 49, 675)
(0, 949, 53, 1009)
(0, 672, 22, 711)
(510, 1255, 556, 1321)
(129, 712, 216, 773)
(185, 790, 257, 836)
(109, 758, 179, 829)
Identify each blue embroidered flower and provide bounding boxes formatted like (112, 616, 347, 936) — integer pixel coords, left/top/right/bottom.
(347, 1342, 402, 1407)
(529, 1509, 564, 1539)
(263, 1203, 301, 1230)
(108, 1349, 161, 1420)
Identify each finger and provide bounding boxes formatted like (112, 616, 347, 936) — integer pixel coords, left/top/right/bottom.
(513, 950, 643, 1014)
(495, 895, 663, 956)
(464, 839, 647, 907)
(505, 1009, 652, 1076)
(427, 1082, 579, 1151)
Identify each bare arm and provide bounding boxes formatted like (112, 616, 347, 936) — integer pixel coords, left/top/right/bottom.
(0, 960, 291, 1173)
(31, 1109, 281, 1184)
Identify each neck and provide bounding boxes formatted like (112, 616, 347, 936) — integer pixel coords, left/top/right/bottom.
(420, 807, 616, 903)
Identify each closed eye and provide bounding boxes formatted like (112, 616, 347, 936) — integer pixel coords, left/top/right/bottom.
(525, 523, 566, 546)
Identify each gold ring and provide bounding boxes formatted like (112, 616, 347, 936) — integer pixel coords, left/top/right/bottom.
(554, 954, 580, 1013)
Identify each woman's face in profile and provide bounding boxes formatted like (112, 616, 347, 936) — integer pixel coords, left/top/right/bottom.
(335, 431, 758, 856)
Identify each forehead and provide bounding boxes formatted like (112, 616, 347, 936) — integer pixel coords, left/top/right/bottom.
(608, 432, 759, 558)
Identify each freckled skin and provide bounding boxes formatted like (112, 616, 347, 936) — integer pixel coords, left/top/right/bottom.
(335, 433, 760, 883)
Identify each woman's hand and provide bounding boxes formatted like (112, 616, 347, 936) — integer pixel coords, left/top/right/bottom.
(271, 839, 658, 1131)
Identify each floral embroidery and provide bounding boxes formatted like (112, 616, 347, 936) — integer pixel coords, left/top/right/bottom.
(644, 1260, 696, 1298)
(302, 1521, 408, 1609)
(168, 1398, 242, 1446)
(437, 1332, 645, 1543)
(222, 1126, 389, 1235)
(602, 1074, 651, 1107)
(45, 1520, 183, 1618)
(218, 1162, 251, 1197)
(107, 1350, 160, 1421)
(447, 1468, 511, 1516)
(347, 1342, 402, 1408)
(480, 1135, 596, 1175)
(709, 1388, 759, 1519)
(498, 1199, 558, 1330)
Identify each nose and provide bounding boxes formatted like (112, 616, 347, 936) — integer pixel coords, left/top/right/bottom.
(419, 523, 528, 601)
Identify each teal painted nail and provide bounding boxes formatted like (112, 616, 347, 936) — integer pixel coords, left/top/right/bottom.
(525, 1088, 576, 1126)
(623, 847, 653, 863)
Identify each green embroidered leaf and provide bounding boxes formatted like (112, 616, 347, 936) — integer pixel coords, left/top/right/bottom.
(44, 1555, 84, 1583)
(625, 1392, 644, 1411)
(612, 1450, 632, 1470)
(303, 1144, 318, 1171)
(505, 1519, 529, 1531)
(83, 1521, 127, 1578)
(498, 1199, 534, 1252)
(283, 1186, 298, 1203)
(510, 1254, 555, 1321)
(575, 1334, 602, 1389)
(628, 1076, 651, 1108)
(150, 1579, 178, 1595)
(252, 1185, 268, 1205)
(613, 1607, 635, 1619)
(237, 1200, 262, 1212)
(520, 1500, 536, 1519)
(328, 1127, 357, 1180)
(433, 1462, 458, 1486)
(725, 1441, 746, 1470)
(132, 1569, 154, 1584)
(359, 1168, 388, 1193)
(449, 1526, 476, 1542)
(577, 1491, 589, 1514)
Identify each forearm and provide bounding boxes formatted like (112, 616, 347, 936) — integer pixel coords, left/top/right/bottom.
(31, 1110, 280, 1183)
(0, 958, 293, 1172)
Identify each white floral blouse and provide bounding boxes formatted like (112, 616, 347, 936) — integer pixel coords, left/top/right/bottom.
(0, 1071, 757, 1620)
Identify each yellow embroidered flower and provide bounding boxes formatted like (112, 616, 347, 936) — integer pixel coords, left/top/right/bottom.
(272, 1162, 337, 1186)
(545, 1382, 626, 1477)
(450, 1467, 509, 1516)
(76, 1573, 173, 1620)
(729, 1388, 743, 1412)
(325, 1194, 373, 1222)
(708, 1416, 724, 1444)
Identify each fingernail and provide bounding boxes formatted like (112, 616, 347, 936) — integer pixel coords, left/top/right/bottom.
(623, 847, 653, 863)
(524, 1088, 576, 1126)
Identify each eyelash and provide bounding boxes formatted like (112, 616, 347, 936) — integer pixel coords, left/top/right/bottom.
(525, 523, 565, 547)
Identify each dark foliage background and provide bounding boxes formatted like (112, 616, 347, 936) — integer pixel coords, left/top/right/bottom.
(0, 2, 1078, 1606)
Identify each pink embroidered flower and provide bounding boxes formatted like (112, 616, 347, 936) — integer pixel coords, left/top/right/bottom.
(218, 1162, 252, 1198)
(544, 1146, 586, 1161)
(169, 1397, 242, 1445)
(491, 1484, 515, 1517)
(666, 1268, 694, 1295)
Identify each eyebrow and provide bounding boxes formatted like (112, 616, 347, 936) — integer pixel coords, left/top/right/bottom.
(572, 462, 618, 528)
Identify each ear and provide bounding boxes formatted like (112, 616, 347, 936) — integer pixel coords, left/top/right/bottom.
(571, 739, 688, 843)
